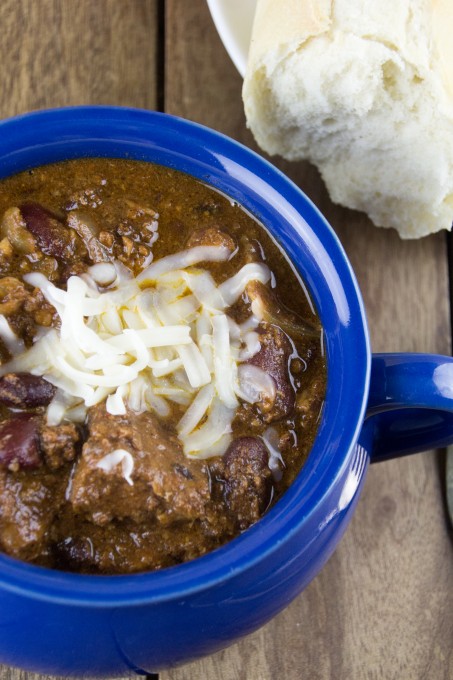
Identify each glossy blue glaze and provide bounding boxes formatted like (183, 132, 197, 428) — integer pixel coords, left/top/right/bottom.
(0, 107, 451, 676)
(367, 353, 453, 461)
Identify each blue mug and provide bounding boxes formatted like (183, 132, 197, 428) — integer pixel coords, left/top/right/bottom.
(0, 107, 452, 677)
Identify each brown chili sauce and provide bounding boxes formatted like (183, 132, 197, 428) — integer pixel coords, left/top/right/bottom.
(0, 159, 326, 574)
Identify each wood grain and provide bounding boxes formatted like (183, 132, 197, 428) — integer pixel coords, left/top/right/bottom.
(163, 2, 453, 679)
(0, 0, 452, 679)
(0, 1, 158, 679)
(0, 0, 158, 118)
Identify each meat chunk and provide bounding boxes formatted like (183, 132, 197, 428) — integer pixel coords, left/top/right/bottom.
(186, 226, 236, 251)
(23, 287, 59, 327)
(223, 437, 272, 530)
(40, 422, 81, 470)
(0, 279, 56, 348)
(0, 276, 29, 315)
(67, 211, 112, 264)
(0, 373, 55, 408)
(70, 405, 211, 526)
(0, 414, 42, 470)
(248, 323, 295, 422)
(0, 466, 67, 561)
(20, 202, 83, 260)
(246, 280, 320, 339)
(0, 417, 79, 562)
(51, 513, 226, 574)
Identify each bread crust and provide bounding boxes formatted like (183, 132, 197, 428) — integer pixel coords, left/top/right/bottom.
(247, 0, 331, 72)
(243, 0, 453, 238)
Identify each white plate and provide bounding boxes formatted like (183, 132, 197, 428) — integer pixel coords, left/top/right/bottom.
(206, 0, 257, 77)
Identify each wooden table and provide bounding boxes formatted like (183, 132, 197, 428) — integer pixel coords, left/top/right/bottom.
(0, 2, 452, 679)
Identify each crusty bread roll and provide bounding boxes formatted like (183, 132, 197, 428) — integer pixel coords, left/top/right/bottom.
(243, 0, 453, 238)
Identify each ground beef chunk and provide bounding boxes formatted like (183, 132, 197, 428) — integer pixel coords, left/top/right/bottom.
(0, 279, 56, 345)
(22, 288, 58, 327)
(66, 211, 112, 264)
(223, 437, 273, 530)
(248, 323, 295, 422)
(296, 378, 325, 425)
(0, 276, 30, 315)
(51, 513, 229, 574)
(186, 225, 236, 251)
(40, 422, 81, 470)
(69, 405, 211, 526)
(0, 466, 67, 561)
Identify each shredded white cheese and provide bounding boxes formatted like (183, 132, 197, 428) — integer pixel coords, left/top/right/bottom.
(0, 314, 25, 355)
(96, 449, 135, 486)
(0, 245, 275, 459)
(261, 427, 284, 481)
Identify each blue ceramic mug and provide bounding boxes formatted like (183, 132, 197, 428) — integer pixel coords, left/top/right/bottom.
(0, 107, 452, 677)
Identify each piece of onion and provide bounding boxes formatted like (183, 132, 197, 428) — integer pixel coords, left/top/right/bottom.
(239, 331, 261, 361)
(236, 363, 276, 404)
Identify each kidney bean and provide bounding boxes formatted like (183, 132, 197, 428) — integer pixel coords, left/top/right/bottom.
(20, 202, 76, 260)
(0, 372, 56, 408)
(223, 437, 272, 529)
(0, 414, 41, 469)
(248, 324, 295, 421)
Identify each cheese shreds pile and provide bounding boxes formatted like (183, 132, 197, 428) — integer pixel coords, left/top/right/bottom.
(0, 245, 275, 458)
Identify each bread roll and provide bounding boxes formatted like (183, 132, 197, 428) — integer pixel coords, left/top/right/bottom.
(243, 0, 453, 238)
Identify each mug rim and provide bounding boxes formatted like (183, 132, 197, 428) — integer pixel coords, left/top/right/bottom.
(0, 106, 371, 606)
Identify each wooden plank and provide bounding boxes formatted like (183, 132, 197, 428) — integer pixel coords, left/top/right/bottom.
(0, 0, 158, 118)
(164, 2, 453, 679)
(0, 2, 158, 679)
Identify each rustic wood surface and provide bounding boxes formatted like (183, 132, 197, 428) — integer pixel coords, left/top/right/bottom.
(1, 1, 452, 679)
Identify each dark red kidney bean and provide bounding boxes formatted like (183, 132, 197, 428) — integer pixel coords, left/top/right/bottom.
(20, 202, 75, 260)
(248, 324, 295, 421)
(223, 436, 269, 472)
(52, 537, 97, 573)
(223, 437, 273, 529)
(0, 414, 41, 469)
(0, 373, 56, 408)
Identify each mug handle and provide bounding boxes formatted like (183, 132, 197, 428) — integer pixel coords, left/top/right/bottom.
(366, 353, 453, 463)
